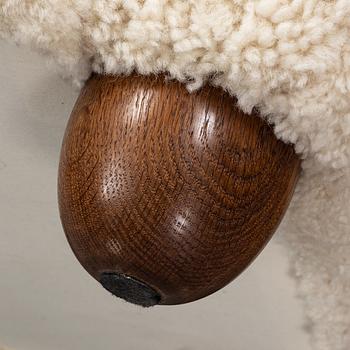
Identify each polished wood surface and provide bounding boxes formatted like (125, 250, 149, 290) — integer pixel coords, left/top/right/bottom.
(58, 74, 301, 305)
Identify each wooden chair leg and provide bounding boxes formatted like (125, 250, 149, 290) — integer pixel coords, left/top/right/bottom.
(58, 74, 301, 306)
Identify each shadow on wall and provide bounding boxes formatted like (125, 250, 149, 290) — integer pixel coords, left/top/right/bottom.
(0, 40, 79, 164)
(13, 74, 78, 163)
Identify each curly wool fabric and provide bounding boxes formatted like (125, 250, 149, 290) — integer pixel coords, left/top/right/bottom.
(1, 1, 350, 348)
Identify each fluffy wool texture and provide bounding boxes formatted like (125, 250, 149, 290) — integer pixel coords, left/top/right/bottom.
(1, 0, 350, 349)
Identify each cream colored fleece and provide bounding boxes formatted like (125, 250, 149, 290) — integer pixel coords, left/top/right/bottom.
(1, 1, 350, 349)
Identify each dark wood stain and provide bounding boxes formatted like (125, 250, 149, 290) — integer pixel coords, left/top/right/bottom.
(58, 74, 301, 305)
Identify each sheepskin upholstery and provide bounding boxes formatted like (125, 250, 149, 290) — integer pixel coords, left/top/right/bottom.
(1, 1, 350, 349)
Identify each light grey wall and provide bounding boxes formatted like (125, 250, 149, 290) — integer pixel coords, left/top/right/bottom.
(0, 40, 310, 350)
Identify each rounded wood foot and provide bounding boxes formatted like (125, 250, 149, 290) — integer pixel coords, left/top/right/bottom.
(58, 74, 301, 306)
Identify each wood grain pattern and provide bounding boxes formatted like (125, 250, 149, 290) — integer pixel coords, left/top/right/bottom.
(58, 74, 301, 305)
